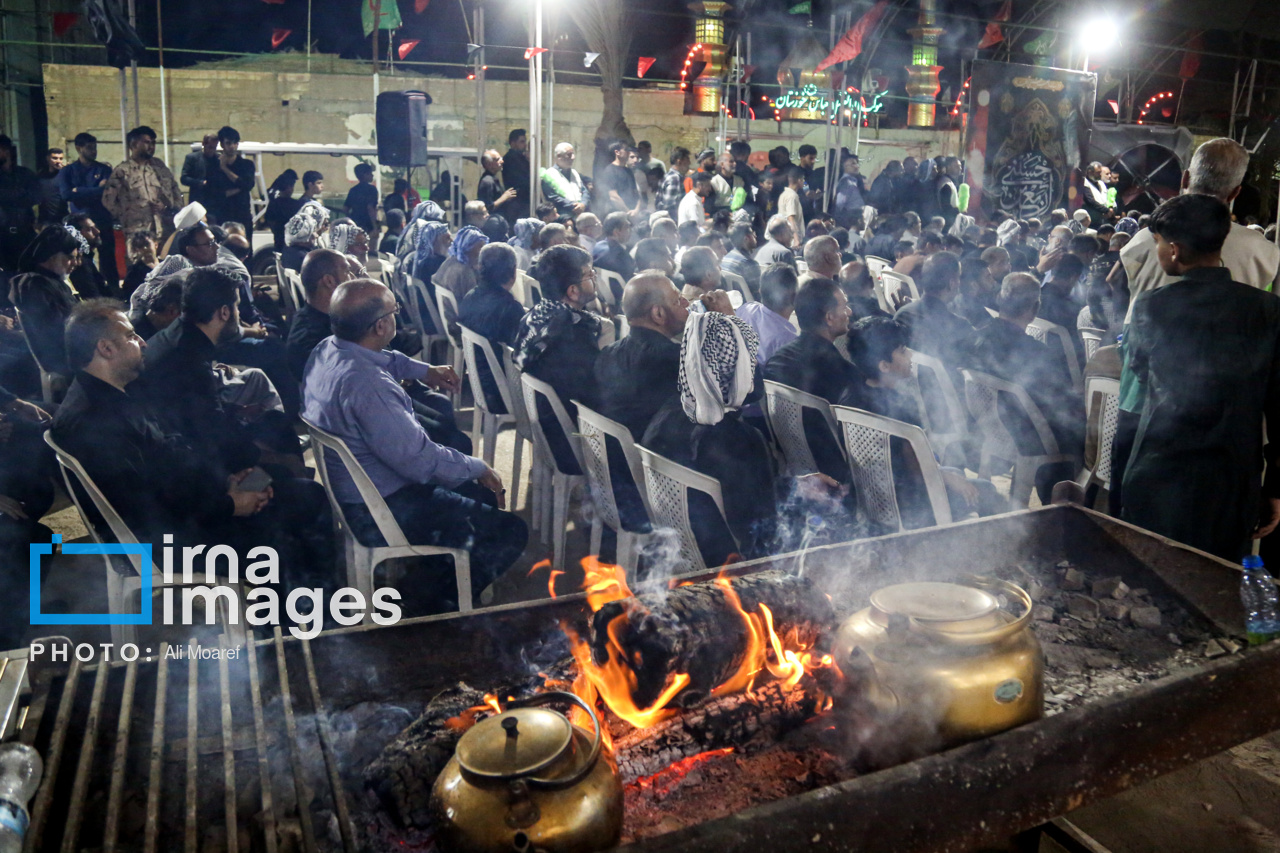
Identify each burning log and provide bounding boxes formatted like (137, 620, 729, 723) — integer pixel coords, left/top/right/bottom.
(587, 570, 836, 710)
(613, 678, 821, 783)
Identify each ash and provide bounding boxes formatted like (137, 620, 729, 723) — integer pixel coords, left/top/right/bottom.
(994, 560, 1239, 715)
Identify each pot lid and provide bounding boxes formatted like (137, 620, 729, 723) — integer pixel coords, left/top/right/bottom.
(456, 708, 573, 779)
(870, 582, 999, 623)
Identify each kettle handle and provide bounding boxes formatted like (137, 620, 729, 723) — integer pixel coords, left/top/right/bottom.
(505, 691, 604, 789)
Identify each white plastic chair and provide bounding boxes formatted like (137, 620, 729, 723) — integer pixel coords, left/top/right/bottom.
(520, 373, 588, 569)
(961, 369, 1075, 508)
(720, 270, 754, 303)
(833, 405, 953, 531)
(459, 326, 523, 502)
(1075, 375, 1121, 497)
(303, 418, 473, 616)
(864, 256, 892, 314)
(273, 251, 292, 314)
(1027, 318, 1083, 392)
(1080, 328, 1105, 363)
(283, 269, 307, 318)
(514, 270, 540, 309)
(434, 287, 466, 404)
(762, 380, 841, 476)
(407, 277, 449, 362)
(43, 433, 248, 646)
(637, 446, 738, 574)
(13, 310, 58, 405)
(879, 269, 920, 307)
(910, 350, 968, 463)
(503, 345, 546, 531)
(575, 403, 654, 571)
(595, 268, 626, 309)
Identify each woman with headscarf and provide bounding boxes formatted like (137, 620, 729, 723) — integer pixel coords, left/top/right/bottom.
(641, 311, 778, 566)
(281, 200, 330, 273)
(8, 226, 84, 380)
(433, 225, 489, 303)
(510, 217, 543, 270)
(264, 169, 302, 252)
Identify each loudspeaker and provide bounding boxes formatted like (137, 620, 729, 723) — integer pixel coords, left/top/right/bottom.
(376, 90, 431, 167)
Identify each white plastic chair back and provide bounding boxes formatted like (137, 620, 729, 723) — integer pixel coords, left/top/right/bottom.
(273, 251, 290, 311)
(795, 260, 809, 274)
(502, 344, 535, 443)
(303, 418, 472, 612)
(864, 256, 891, 282)
(1080, 328, 1105, 363)
(910, 350, 968, 457)
(880, 269, 920, 306)
(637, 446, 735, 574)
(596, 269, 626, 308)
(962, 368, 1071, 506)
(408, 277, 449, 358)
(43, 433, 247, 644)
(460, 326, 515, 418)
(1083, 375, 1121, 491)
(1027, 318, 1083, 392)
(514, 270, 539, 309)
(13, 309, 57, 404)
(833, 405, 953, 531)
(762, 380, 840, 476)
(436, 287, 462, 345)
(520, 372, 585, 475)
(985, 306, 999, 318)
(283, 269, 306, 316)
(720, 270, 754, 303)
(576, 403, 652, 534)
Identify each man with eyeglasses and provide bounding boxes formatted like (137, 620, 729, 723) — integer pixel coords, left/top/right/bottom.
(302, 278, 527, 609)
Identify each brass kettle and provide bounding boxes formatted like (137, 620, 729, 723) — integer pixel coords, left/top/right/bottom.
(835, 578, 1043, 745)
(430, 691, 623, 853)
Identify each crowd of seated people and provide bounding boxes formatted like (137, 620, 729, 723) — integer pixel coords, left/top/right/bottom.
(16, 123, 1280, 643)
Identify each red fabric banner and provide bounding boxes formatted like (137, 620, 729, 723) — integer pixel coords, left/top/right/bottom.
(52, 12, 79, 36)
(1180, 33, 1203, 79)
(524, 46, 548, 60)
(637, 56, 656, 78)
(398, 39, 420, 59)
(271, 28, 291, 48)
(815, 0, 889, 72)
(414, 0, 429, 11)
(977, 0, 1011, 50)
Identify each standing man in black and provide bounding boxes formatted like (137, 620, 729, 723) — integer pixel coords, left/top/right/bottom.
(181, 134, 218, 207)
(60, 133, 118, 290)
(477, 149, 518, 220)
(0, 135, 39, 271)
(344, 162, 380, 237)
(205, 126, 255, 227)
(599, 140, 639, 218)
(501, 129, 531, 222)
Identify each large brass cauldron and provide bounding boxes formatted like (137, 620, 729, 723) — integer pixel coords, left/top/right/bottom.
(430, 692, 623, 853)
(835, 579, 1044, 743)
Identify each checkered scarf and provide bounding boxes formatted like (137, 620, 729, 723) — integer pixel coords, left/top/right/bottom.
(679, 311, 758, 426)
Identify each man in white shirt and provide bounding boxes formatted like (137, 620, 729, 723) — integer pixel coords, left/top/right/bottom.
(1120, 137, 1280, 324)
(1080, 161, 1111, 226)
(778, 166, 805, 248)
(575, 212, 602, 251)
(678, 172, 712, 228)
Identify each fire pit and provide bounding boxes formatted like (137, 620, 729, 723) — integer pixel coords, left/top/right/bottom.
(12, 505, 1280, 853)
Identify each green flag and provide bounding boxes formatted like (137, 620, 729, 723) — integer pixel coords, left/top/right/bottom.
(362, 0, 403, 37)
(788, 1, 812, 13)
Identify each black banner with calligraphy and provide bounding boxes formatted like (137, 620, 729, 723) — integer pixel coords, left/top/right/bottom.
(964, 61, 1096, 222)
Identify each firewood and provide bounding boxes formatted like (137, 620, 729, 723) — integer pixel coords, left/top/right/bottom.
(613, 678, 821, 783)
(588, 571, 836, 709)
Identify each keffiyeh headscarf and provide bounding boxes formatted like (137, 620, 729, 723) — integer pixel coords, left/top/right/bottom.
(409, 199, 444, 224)
(130, 254, 193, 312)
(414, 221, 451, 275)
(514, 298, 604, 371)
(64, 225, 91, 257)
(329, 222, 364, 256)
(1115, 217, 1139, 236)
(449, 226, 488, 263)
(511, 218, 543, 251)
(996, 219, 1021, 247)
(285, 201, 329, 247)
(679, 312, 759, 426)
(399, 200, 448, 267)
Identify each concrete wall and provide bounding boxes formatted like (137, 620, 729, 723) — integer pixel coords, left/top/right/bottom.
(42, 61, 963, 205)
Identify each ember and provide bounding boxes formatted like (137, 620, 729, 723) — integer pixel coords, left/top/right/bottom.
(632, 748, 734, 799)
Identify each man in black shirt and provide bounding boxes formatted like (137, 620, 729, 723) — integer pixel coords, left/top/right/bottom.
(502, 128, 531, 222)
(458, 243, 525, 414)
(590, 212, 635, 286)
(0, 134, 40, 270)
(477, 149, 518, 220)
(764, 277, 857, 482)
(894, 251, 976, 374)
(128, 275, 182, 341)
(205, 127, 256, 226)
(286, 249, 353, 382)
(181, 134, 218, 207)
(67, 213, 110, 298)
(600, 140, 638, 217)
(344, 162, 380, 236)
(51, 298, 335, 588)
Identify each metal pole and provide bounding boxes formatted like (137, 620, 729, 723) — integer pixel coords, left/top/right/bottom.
(128, 0, 139, 125)
(119, 69, 128, 155)
(823, 13, 835, 213)
(475, 6, 485, 156)
(307, 0, 312, 72)
(534, 0, 545, 172)
(157, 0, 170, 166)
(528, 0, 539, 209)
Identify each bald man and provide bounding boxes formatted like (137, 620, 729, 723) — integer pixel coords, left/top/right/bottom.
(301, 279, 528, 607)
(801, 235, 841, 283)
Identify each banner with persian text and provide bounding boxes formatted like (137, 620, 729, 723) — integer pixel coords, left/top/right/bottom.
(964, 60, 1096, 221)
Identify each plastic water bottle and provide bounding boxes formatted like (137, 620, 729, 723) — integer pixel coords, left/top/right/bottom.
(1240, 555, 1280, 646)
(0, 742, 42, 853)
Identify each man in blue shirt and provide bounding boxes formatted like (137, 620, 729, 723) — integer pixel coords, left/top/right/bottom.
(58, 132, 117, 288)
(302, 278, 527, 606)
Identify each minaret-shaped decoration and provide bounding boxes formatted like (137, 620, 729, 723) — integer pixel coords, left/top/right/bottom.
(686, 1, 731, 114)
(904, 0, 946, 127)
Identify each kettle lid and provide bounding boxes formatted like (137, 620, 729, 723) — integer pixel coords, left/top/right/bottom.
(456, 707, 574, 779)
(870, 582, 998, 623)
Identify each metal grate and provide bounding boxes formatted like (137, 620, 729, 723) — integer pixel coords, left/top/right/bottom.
(18, 631, 356, 853)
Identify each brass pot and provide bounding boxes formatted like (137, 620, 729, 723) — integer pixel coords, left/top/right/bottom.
(430, 692, 623, 853)
(834, 578, 1043, 743)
